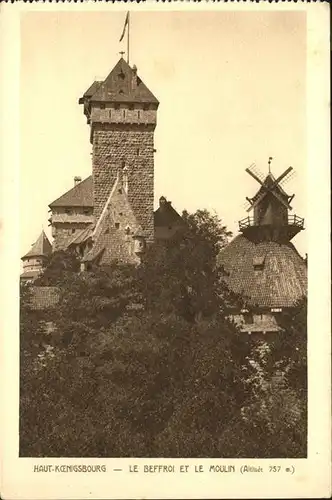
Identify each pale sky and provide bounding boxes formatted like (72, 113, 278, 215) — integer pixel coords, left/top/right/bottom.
(20, 10, 307, 258)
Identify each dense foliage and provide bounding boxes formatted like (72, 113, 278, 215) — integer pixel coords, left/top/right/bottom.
(20, 210, 307, 458)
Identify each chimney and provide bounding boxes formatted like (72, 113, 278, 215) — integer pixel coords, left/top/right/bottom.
(74, 176, 82, 186)
(131, 64, 137, 90)
(159, 196, 167, 207)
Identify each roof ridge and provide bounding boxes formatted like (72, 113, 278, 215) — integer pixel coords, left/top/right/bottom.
(49, 175, 93, 208)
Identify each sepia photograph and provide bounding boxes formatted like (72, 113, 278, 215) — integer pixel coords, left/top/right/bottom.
(18, 8, 309, 459)
(1, 2, 330, 499)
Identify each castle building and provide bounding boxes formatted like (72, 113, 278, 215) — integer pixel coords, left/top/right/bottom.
(154, 196, 186, 241)
(48, 175, 94, 251)
(21, 230, 52, 282)
(218, 163, 307, 335)
(21, 57, 183, 276)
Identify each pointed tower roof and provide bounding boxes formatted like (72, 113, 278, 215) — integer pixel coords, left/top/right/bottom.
(22, 230, 52, 260)
(49, 176, 93, 208)
(154, 196, 184, 227)
(80, 58, 159, 105)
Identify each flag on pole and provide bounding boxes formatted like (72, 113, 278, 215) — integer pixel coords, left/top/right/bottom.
(119, 12, 130, 42)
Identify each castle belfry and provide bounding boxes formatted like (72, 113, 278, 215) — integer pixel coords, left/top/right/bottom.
(78, 56, 159, 243)
(218, 162, 307, 335)
(20, 16, 184, 276)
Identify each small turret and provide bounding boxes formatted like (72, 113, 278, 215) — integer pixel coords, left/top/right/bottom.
(21, 230, 52, 282)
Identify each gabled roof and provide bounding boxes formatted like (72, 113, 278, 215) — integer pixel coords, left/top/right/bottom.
(218, 235, 307, 309)
(81, 58, 159, 105)
(49, 176, 93, 208)
(154, 197, 184, 227)
(67, 226, 94, 247)
(82, 175, 141, 264)
(22, 230, 52, 260)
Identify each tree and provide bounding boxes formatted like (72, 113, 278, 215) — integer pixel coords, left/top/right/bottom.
(19, 210, 306, 458)
(238, 299, 307, 458)
(34, 250, 80, 286)
(138, 209, 237, 321)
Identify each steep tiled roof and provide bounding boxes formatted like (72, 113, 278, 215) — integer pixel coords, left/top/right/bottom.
(218, 235, 307, 308)
(49, 176, 93, 208)
(83, 81, 102, 98)
(82, 176, 141, 264)
(154, 198, 184, 227)
(67, 226, 94, 247)
(83, 58, 159, 105)
(22, 230, 52, 259)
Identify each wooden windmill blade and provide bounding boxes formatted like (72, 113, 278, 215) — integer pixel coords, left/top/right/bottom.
(245, 165, 269, 212)
(273, 166, 293, 186)
(279, 169, 296, 187)
(245, 167, 265, 187)
(270, 188, 292, 209)
(246, 191, 267, 212)
(248, 180, 291, 212)
(268, 167, 294, 209)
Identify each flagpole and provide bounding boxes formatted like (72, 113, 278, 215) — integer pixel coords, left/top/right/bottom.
(127, 12, 130, 64)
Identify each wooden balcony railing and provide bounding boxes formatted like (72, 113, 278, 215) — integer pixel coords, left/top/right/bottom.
(239, 215, 304, 231)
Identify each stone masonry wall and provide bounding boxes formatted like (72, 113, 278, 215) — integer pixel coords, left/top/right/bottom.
(92, 123, 155, 243)
(91, 104, 157, 126)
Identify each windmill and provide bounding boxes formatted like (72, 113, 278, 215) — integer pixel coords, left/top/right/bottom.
(245, 158, 295, 213)
(218, 160, 307, 335)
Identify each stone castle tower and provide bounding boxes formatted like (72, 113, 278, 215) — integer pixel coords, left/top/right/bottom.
(21, 57, 183, 277)
(79, 57, 159, 243)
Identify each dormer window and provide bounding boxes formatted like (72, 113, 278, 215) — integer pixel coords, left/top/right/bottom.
(118, 71, 125, 80)
(243, 312, 254, 324)
(253, 255, 265, 270)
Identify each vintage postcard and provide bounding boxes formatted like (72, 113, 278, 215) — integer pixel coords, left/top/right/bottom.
(0, 1, 330, 499)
